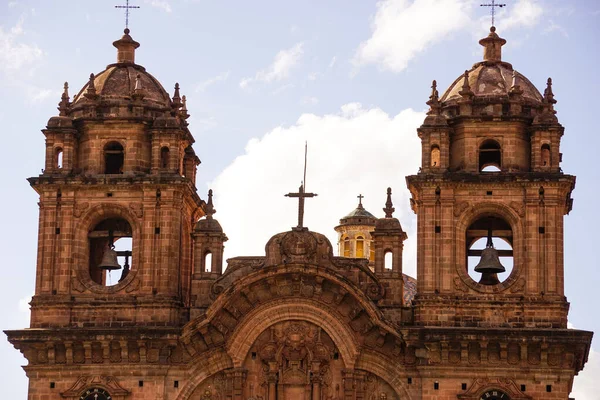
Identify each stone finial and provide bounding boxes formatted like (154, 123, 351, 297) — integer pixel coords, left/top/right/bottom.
(83, 73, 98, 100)
(181, 95, 190, 120)
(544, 77, 556, 105)
(172, 83, 182, 109)
(113, 28, 140, 64)
(58, 82, 70, 116)
(383, 187, 395, 218)
(509, 70, 523, 96)
(205, 189, 216, 219)
(459, 70, 473, 98)
(426, 80, 441, 115)
(132, 74, 145, 101)
(479, 26, 506, 63)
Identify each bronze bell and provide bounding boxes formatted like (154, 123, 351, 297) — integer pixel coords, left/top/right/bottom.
(474, 229, 505, 285)
(99, 244, 121, 271)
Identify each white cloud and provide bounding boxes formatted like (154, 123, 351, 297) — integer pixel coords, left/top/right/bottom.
(18, 293, 32, 314)
(271, 83, 295, 95)
(195, 71, 230, 92)
(543, 19, 568, 38)
(0, 18, 43, 74)
(210, 104, 423, 278)
(571, 347, 600, 400)
(353, 0, 471, 73)
(300, 96, 319, 106)
(499, 0, 543, 31)
(328, 56, 337, 69)
(29, 87, 54, 103)
(240, 43, 304, 89)
(145, 0, 172, 13)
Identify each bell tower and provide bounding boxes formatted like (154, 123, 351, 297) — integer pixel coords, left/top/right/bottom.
(26, 29, 204, 328)
(407, 27, 574, 328)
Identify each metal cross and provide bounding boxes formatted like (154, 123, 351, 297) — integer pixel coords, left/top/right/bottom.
(480, 0, 506, 27)
(357, 194, 364, 206)
(286, 184, 317, 230)
(115, 0, 140, 29)
(285, 142, 317, 230)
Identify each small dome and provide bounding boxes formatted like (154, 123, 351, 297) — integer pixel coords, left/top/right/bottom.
(71, 29, 172, 111)
(338, 198, 377, 227)
(441, 63, 542, 104)
(72, 65, 171, 109)
(440, 27, 543, 106)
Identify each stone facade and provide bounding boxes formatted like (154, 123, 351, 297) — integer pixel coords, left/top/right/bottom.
(5, 27, 593, 400)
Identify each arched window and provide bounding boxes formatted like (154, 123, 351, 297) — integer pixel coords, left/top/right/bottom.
(356, 236, 365, 258)
(55, 147, 63, 169)
(343, 237, 351, 257)
(160, 146, 170, 169)
(384, 251, 393, 270)
(204, 251, 212, 273)
(104, 142, 124, 174)
(479, 139, 501, 172)
(430, 145, 440, 167)
(88, 218, 133, 286)
(466, 215, 513, 285)
(541, 144, 551, 167)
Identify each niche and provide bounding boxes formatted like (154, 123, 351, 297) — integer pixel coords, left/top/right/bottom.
(104, 142, 124, 174)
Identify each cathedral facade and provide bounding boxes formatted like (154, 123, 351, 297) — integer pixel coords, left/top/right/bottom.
(5, 26, 593, 400)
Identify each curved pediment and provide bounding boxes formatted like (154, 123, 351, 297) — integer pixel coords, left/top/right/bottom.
(181, 264, 402, 366)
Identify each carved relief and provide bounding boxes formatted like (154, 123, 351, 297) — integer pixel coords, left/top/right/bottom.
(507, 343, 520, 365)
(129, 202, 143, 218)
(454, 201, 470, 217)
(509, 201, 526, 217)
(527, 343, 541, 365)
(73, 202, 89, 218)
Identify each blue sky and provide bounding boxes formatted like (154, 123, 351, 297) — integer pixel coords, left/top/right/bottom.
(0, 0, 598, 398)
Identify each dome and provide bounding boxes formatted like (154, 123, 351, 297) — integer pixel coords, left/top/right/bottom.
(338, 198, 377, 227)
(440, 27, 543, 107)
(441, 63, 543, 104)
(71, 29, 172, 111)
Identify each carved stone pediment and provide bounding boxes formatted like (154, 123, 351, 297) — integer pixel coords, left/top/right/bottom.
(61, 375, 130, 399)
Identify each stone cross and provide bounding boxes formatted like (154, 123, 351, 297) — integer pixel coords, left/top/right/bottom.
(480, 0, 506, 27)
(115, 0, 140, 29)
(357, 194, 364, 206)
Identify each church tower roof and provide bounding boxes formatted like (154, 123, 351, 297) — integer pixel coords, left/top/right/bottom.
(440, 27, 543, 106)
(70, 29, 173, 113)
(338, 196, 377, 226)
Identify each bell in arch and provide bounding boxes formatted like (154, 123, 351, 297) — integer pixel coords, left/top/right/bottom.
(99, 243, 121, 271)
(474, 228, 505, 285)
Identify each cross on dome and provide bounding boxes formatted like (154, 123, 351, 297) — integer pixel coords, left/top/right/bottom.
(115, 0, 140, 29)
(480, 0, 506, 27)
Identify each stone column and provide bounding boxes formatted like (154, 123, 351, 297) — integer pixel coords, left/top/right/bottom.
(342, 369, 355, 400)
(311, 362, 322, 400)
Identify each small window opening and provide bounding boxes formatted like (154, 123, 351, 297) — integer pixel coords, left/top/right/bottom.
(333, 352, 339, 360)
(407, 377, 412, 385)
(384, 251, 393, 270)
(356, 236, 365, 258)
(160, 146, 170, 169)
(139, 381, 144, 387)
(467, 215, 513, 285)
(88, 218, 133, 286)
(461, 383, 467, 391)
(55, 148, 63, 169)
(251, 352, 257, 360)
(521, 385, 526, 392)
(50, 382, 55, 389)
(430, 145, 441, 167)
(174, 381, 179, 388)
(479, 139, 501, 172)
(434, 382, 439, 390)
(546, 385, 552, 393)
(104, 142, 124, 174)
(541, 144, 551, 167)
(343, 237, 351, 257)
(204, 251, 212, 273)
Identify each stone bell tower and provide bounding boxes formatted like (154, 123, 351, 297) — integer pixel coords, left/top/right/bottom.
(6, 29, 208, 399)
(405, 27, 592, 398)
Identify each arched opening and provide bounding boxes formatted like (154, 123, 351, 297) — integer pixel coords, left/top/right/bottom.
(430, 145, 440, 167)
(479, 139, 501, 172)
(541, 144, 551, 167)
(343, 237, 351, 257)
(55, 147, 63, 169)
(356, 236, 365, 258)
(384, 251, 393, 270)
(204, 251, 212, 273)
(160, 146, 170, 170)
(104, 142, 124, 174)
(88, 218, 133, 286)
(466, 215, 513, 285)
